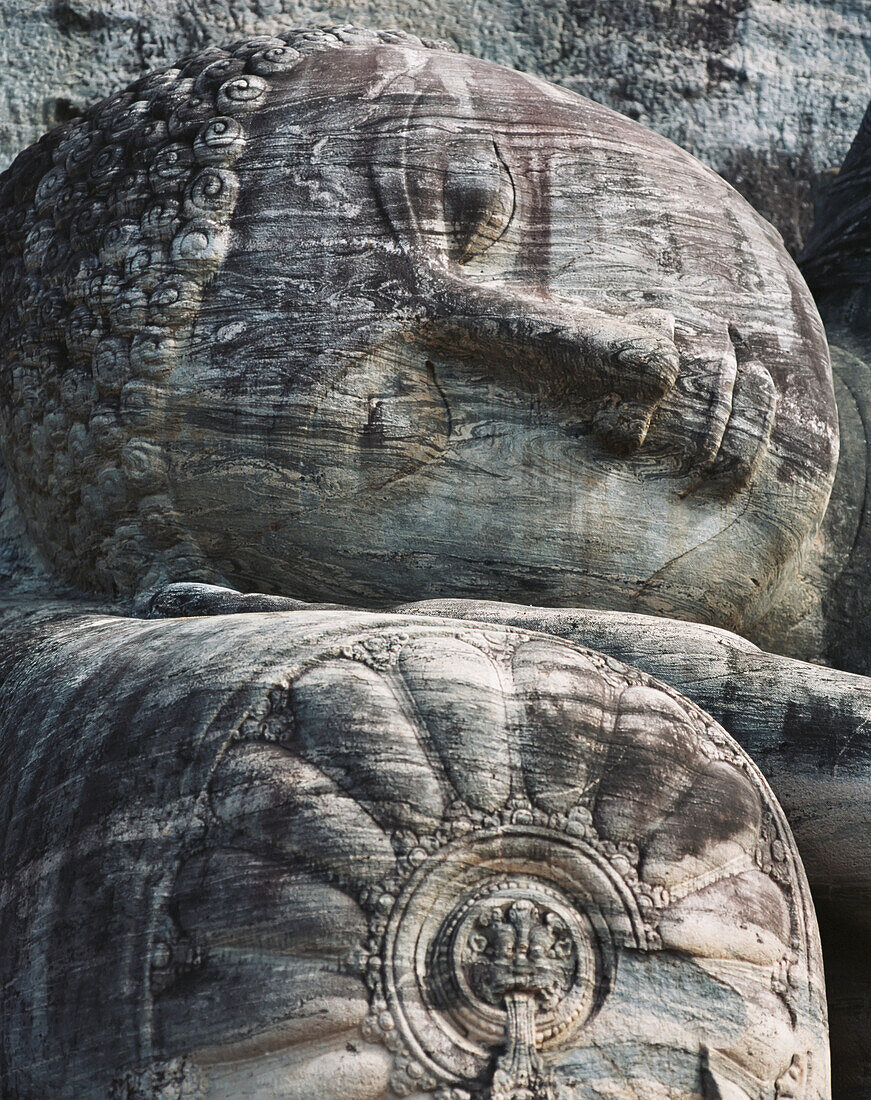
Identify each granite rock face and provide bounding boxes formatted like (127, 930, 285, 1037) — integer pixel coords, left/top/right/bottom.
(801, 98, 871, 330)
(1, 1, 869, 255)
(745, 99, 871, 673)
(0, 609, 829, 1098)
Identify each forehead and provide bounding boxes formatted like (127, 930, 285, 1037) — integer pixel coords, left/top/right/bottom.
(245, 45, 788, 286)
(263, 43, 584, 129)
(236, 45, 826, 375)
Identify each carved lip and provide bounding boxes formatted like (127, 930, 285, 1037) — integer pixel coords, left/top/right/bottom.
(714, 363, 777, 492)
(666, 356, 778, 497)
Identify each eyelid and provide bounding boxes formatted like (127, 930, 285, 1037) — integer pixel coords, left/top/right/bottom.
(443, 141, 516, 263)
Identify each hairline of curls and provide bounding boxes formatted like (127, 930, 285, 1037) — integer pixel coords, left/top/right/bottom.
(0, 25, 436, 595)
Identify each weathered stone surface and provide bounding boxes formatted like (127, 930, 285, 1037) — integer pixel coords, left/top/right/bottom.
(0, 24, 864, 1100)
(800, 98, 871, 333)
(0, 609, 829, 1098)
(0, 31, 838, 638)
(1, 2, 869, 255)
(386, 596, 871, 1095)
(139, 584, 871, 934)
(126, 573, 871, 1092)
(748, 333, 871, 671)
(394, 599, 871, 927)
(742, 98, 871, 673)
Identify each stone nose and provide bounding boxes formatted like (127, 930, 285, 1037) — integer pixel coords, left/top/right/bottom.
(415, 263, 680, 455)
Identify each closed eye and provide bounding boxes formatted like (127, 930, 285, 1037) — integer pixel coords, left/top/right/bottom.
(442, 140, 515, 263)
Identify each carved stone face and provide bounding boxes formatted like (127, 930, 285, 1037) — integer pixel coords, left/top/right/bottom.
(162, 42, 838, 629)
(0, 31, 838, 623)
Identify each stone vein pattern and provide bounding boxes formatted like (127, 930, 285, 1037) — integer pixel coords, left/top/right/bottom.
(388, 596, 871, 1094)
(0, 31, 838, 635)
(0, 611, 828, 1098)
(0, 26, 433, 595)
(737, 98, 871, 672)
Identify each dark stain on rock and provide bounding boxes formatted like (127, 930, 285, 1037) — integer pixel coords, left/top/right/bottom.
(719, 145, 817, 258)
(51, 96, 83, 124)
(687, 0, 750, 52)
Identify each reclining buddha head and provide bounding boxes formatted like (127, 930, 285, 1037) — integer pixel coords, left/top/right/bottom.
(0, 26, 838, 630)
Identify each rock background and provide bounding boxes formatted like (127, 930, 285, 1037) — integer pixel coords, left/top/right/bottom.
(1, 0, 869, 255)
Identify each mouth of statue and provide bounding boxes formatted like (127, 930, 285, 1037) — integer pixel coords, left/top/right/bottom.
(686, 356, 778, 496)
(614, 350, 779, 499)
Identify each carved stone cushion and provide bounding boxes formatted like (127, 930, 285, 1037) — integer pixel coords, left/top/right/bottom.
(0, 611, 827, 1098)
(0, 28, 837, 635)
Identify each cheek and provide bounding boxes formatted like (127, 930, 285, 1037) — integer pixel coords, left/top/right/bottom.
(297, 343, 451, 500)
